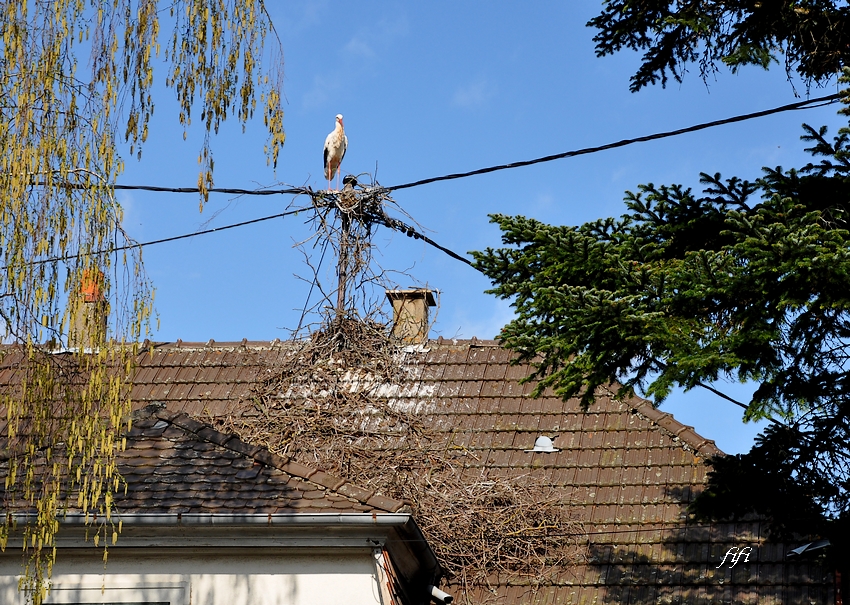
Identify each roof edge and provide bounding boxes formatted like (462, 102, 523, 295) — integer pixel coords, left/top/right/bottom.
(629, 397, 724, 457)
(8, 511, 415, 526)
(3, 511, 443, 582)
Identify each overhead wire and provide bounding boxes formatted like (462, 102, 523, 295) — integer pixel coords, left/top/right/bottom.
(109, 184, 310, 195)
(382, 93, 839, 266)
(6, 198, 474, 271)
(55, 92, 839, 198)
(14, 93, 840, 271)
(369, 214, 475, 268)
(17, 207, 311, 268)
(384, 92, 841, 191)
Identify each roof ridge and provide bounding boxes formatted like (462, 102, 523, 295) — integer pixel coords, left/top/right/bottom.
(141, 338, 296, 352)
(128, 337, 503, 351)
(629, 398, 723, 457)
(150, 407, 407, 513)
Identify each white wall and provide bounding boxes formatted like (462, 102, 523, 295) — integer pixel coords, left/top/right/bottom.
(0, 549, 388, 605)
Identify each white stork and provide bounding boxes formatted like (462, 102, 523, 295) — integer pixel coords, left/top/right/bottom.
(323, 114, 348, 191)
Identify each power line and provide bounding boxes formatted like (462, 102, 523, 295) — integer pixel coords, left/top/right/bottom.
(51, 93, 839, 198)
(14, 199, 475, 271)
(110, 184, 310, 196)
(384, 93, 841, 192)
(20, 93, 839, 270)
(127, 207, 307, 250)
(416, 232, 475, 268)
(372, 214, 476, 268)
(21, 207, 310, 267)
(29, 181, 313, 196)
(379, 94, 839, 271)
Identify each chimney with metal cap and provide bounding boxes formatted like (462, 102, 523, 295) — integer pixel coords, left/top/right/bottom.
(386, 289, 436, 344)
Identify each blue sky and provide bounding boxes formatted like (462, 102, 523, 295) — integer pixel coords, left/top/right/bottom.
(115, 2, 846, 454)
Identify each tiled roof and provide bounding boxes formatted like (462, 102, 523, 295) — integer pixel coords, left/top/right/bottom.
(0, 338, 834, 604)
(115, 404, 407, 514)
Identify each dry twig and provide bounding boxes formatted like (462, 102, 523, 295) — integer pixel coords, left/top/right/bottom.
(215, 181, 586, 594)
(216, 319, 587, 593)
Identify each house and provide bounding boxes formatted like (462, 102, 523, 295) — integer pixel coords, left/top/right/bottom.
(99, 335, 840, 603)
(0, 402, 440, 605)
(1, 329, 835, 604)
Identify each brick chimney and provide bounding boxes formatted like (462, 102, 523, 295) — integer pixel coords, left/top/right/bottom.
(386, 289, 436, 344)
(69, 268, 107, 350)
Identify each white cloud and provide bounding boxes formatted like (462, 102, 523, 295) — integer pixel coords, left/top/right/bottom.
(116, 191, 142, 232)
(344, 36, 375, 58)
(445, 298, 515, 340)
(303, 15, 408, 109)
(287, 0, 330, 34)
(302, 73, 342, 109)
(532, 191, 555, 212)
(342, 15, 408, 60)
(377, 15, 409, 39)
(452, 77, 494, 108)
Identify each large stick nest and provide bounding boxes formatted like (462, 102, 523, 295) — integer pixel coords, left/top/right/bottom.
(216, 317, 587, 594)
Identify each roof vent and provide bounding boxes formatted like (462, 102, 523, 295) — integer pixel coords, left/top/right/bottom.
(386, 289, 436, 344)
(787, 539, 830, 557)
(525, 436, 560, 453)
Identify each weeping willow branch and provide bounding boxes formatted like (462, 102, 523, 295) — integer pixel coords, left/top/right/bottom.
(0, 2, 285, 603)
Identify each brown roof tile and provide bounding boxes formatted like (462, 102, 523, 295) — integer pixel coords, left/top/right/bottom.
(0, 402, 392, 517)
(504, 362, 531, 381)
(1, 339, 830, 604)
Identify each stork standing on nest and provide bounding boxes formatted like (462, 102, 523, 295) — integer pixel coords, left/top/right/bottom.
(323, 114, 348, 191)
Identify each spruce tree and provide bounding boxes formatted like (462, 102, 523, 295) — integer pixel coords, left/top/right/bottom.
(474, 5, 850, 566)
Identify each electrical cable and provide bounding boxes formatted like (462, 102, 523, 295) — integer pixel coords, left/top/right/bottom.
(415, 232, 475, 268)
(15, 94, 840, 270)
(109, 184, 310, 195)
(46, 93, 839, 198)
(19, 206, 310, 267)
(8, 200, 475, 272)
(384, 93, 841, 192)
(370, 214, 476, 268)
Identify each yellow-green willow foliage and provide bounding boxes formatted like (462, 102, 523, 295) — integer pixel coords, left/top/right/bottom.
(0, 1, 284, 602)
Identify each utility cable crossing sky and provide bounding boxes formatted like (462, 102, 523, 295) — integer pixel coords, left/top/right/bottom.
(102, 92, 840, 196)
(27, 92, 843, 269)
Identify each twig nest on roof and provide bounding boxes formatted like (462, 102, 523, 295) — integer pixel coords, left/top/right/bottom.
(211, 315, 588, 593)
